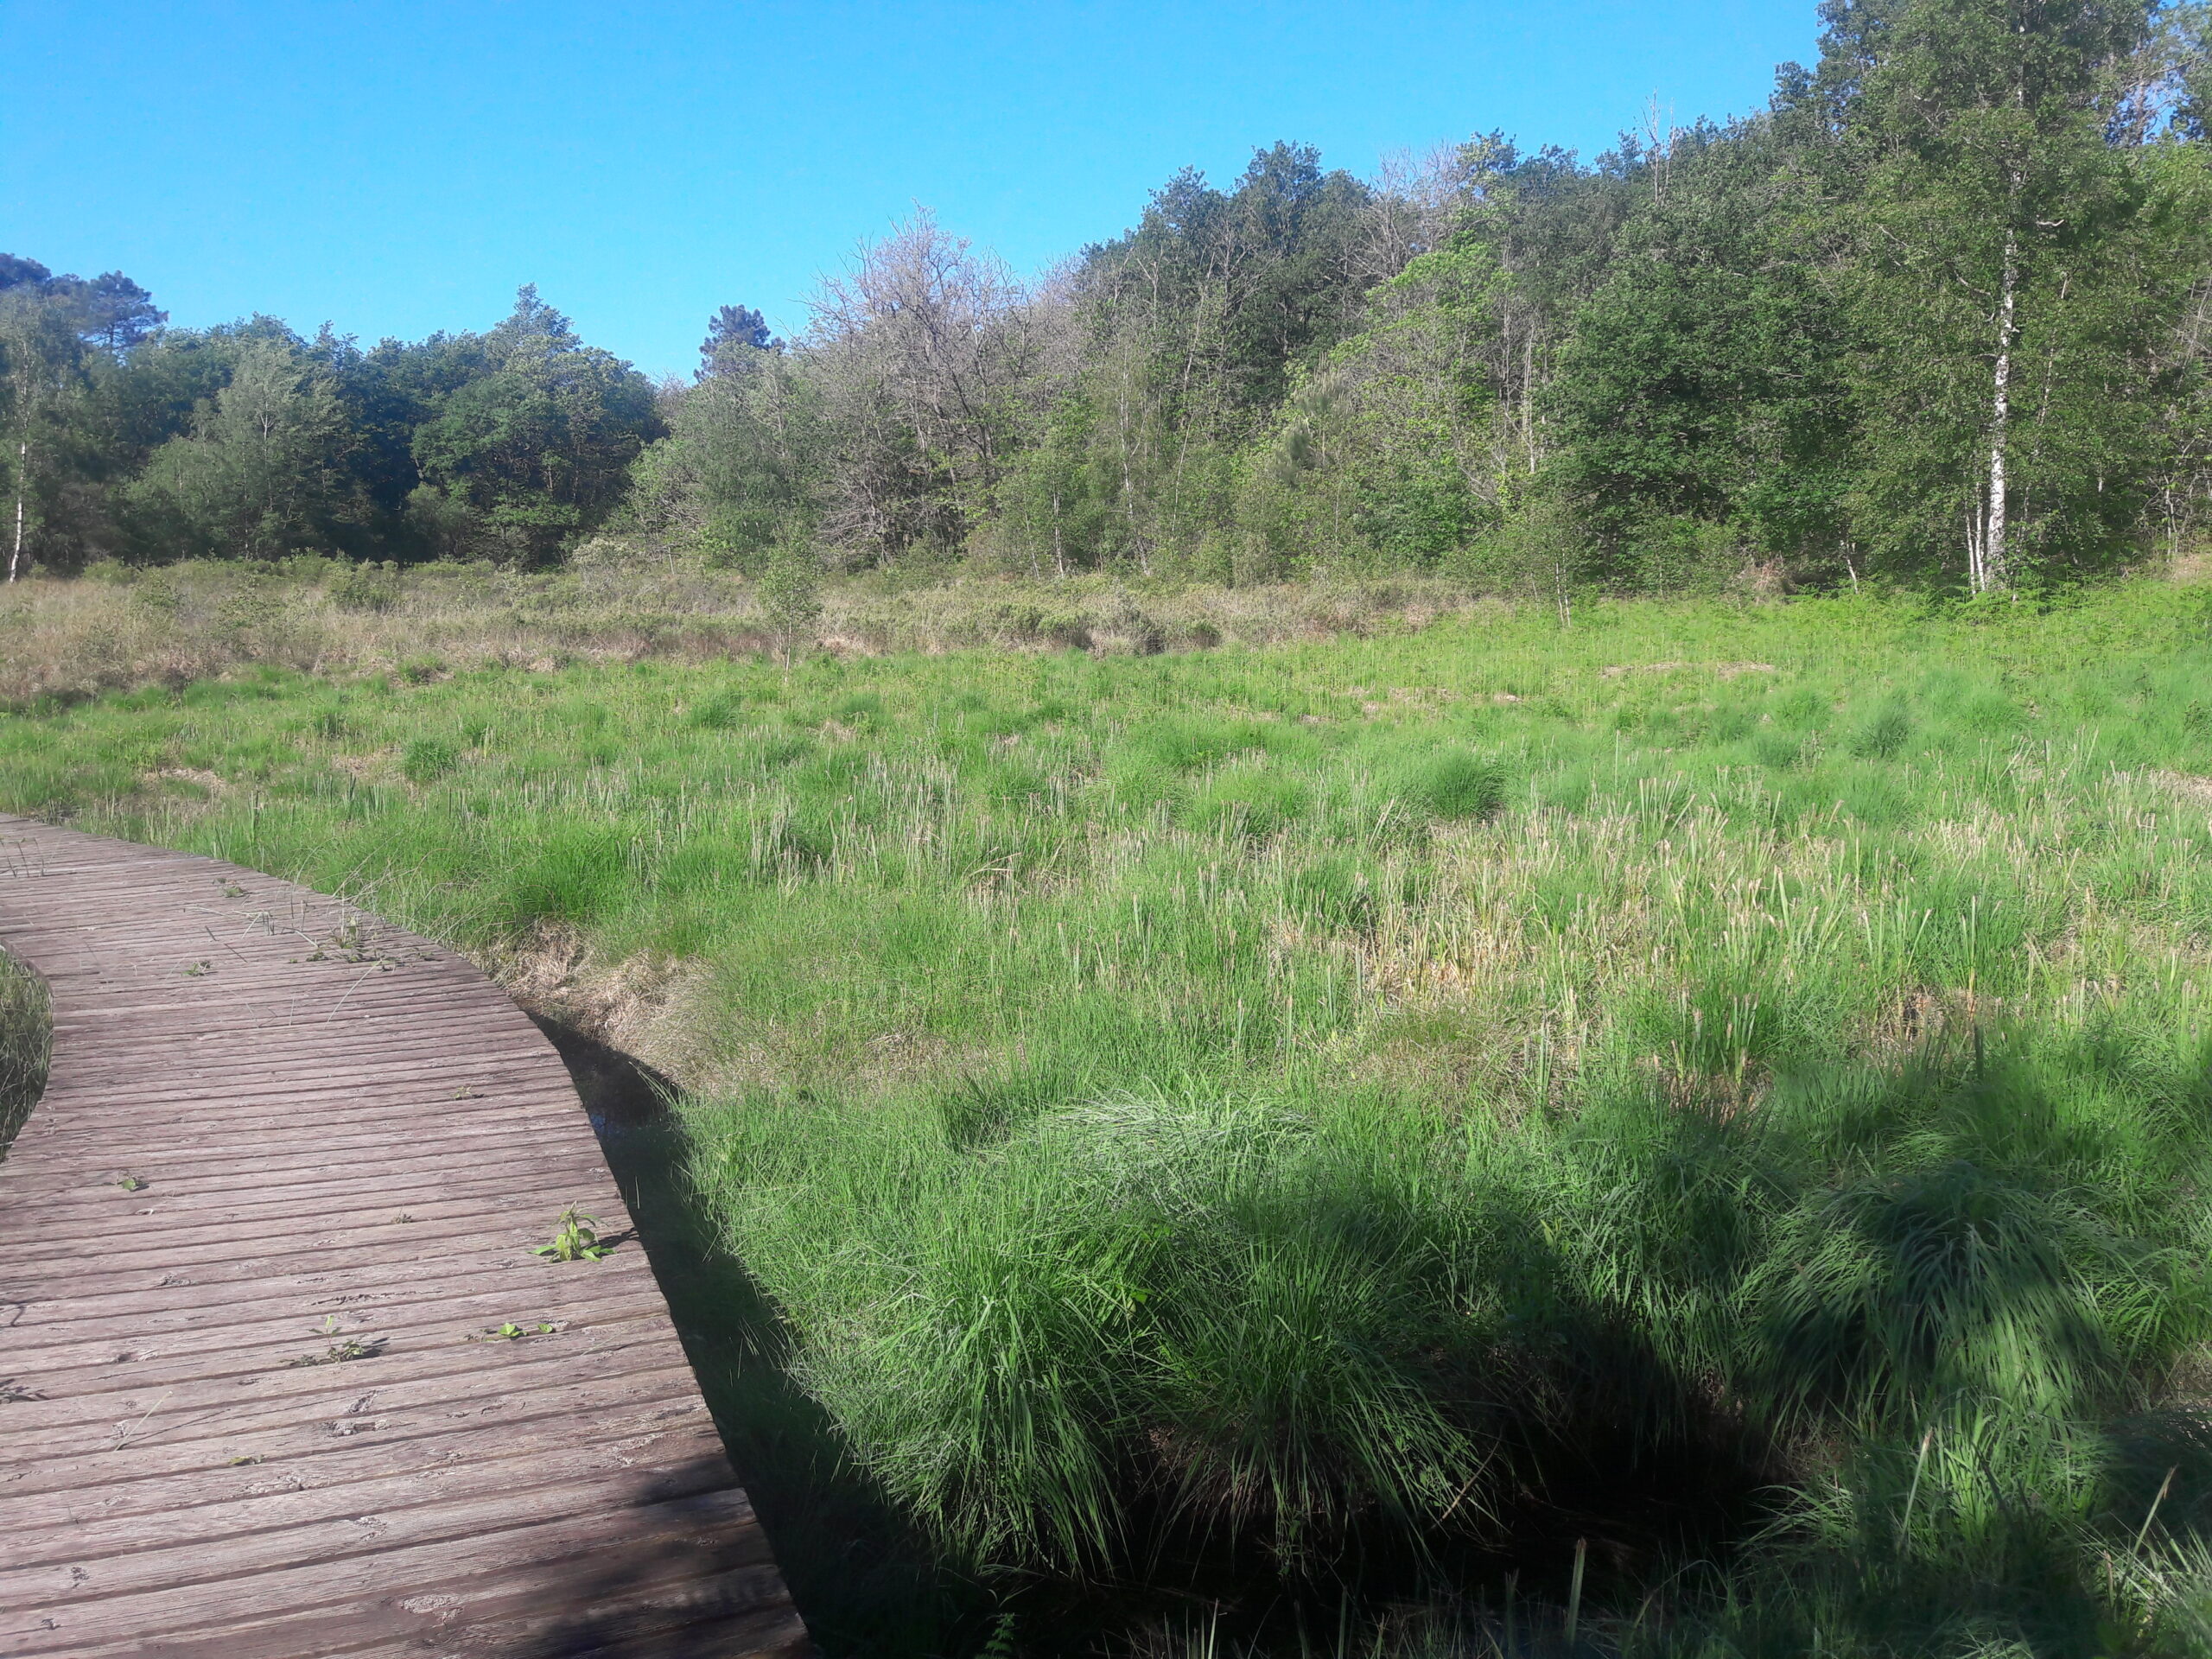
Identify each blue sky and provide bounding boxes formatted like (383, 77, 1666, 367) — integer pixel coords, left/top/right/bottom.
(4, 2, 1821, 378)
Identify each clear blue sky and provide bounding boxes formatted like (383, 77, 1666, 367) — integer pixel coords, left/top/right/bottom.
(4, 1, 1821, 379)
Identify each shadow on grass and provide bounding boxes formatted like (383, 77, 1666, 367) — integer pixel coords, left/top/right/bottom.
(535, 1020, 1783, 1657)
(536, 1016, 999, 1658)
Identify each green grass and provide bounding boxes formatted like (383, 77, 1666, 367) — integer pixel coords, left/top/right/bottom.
(0, 950, 48, 1154)
(13, 578, 2212, 1652)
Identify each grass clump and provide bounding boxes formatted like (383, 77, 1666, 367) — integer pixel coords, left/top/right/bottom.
(0, 951, 50, 1154)
(16, 576, 2212, 1651)
(401, 735, 461, 783)
(1390, 748, 1507, 823)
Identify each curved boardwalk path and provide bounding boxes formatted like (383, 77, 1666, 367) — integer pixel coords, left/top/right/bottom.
(0, 817, 806, 1659)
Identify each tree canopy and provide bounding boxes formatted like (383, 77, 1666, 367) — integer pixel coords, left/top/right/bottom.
(6, 0, 2209, 591)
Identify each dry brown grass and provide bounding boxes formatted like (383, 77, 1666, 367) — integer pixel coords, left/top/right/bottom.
(0, 556, 1504, 707)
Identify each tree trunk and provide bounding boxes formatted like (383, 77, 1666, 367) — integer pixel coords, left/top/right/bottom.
(1980, 226, 2018, 593)
(8, 438, 25, 583)
(1522, 327, 1536, 474)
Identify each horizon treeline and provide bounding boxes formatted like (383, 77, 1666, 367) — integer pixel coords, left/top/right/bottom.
(8, 0, 2212, 596)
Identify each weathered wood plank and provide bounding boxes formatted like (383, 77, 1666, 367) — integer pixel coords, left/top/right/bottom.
(3, 1355, 707, 1500)
(0, 815, 805, 1658)
(3, 1367, 709, 1528)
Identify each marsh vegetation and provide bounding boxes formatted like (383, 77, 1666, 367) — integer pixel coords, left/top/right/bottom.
(12, 573, 2212, 1652)
(0, 950, 48, 1154)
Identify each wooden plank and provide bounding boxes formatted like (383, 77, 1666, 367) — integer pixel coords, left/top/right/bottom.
(0, 814, 804, 1658)
(3, 1366, 709, 1527)
(1, 1319, 683, 1448)
(6, 1285, 671, 1395)
(4, 1244, 658, 1336)
(3, 1356, 708, 1500)
(2, 1489, 802, 1658)
(1, 1448, 740, 1609)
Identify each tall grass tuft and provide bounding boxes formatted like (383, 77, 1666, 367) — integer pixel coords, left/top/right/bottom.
(0, 950, 50, 1154)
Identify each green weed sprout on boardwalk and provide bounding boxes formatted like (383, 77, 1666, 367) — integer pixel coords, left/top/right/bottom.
(533, 1205, 613, 1262)
(467, 1319, 564, 1341)
(284, 1337, 383, 1366)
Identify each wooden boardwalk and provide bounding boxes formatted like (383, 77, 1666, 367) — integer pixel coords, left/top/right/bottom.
(0, 816, 807, 1659)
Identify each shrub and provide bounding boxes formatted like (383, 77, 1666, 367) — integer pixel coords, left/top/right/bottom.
(329, 561, 403, 613)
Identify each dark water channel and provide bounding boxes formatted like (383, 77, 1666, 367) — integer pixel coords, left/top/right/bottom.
(540, 1018, 1764, 1657)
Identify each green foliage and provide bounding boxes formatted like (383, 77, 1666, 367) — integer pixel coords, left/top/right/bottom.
(757, 538, 824, 666)
(127, 341, 347, 559)
(400, 735, 459, 784)
(408, 288, 663, 566)
(1389, 749, 1506, 822)
(328, 561, 402, 612)
(0, 953, 48, 1155)
(627, 343, 826, 568)
(1549, 120, 1853, 571)
(10, 0, 2212, 594)
(2, 271, 658, 572)
(532, 1205, 613, 1262)
(1814, 0, 2198, 588)
(469, 1319, 563, 1340)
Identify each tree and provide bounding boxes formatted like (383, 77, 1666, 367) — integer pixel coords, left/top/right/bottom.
(409, 286, 663, 564)
(627, 340, 829, 567)
(1053, 145, 1391, 568)
(0, 264, 93, 580)
(1230, 228, 1521, 577)
(130, 341, 346, 558)
(79, 274, 165, 355)
(993, 392, 1113, 575)
(699, 304, 780, 377)
(804, 212, 1054, 564)
(755, 535, 823, 671)
(1810, 0, 2168, 588)
(1549, 117, 1854, 581)
(313, 328, 484, 558)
